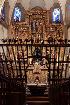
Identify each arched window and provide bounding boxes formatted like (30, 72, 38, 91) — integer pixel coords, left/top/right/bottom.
(0, 0, 9, 28)
(51, 3, 63, 24)
(12, 3, 25, 22)
(13, 7, 21, 22)
(0, 4, 5, 20)
(52, 8, 61, 23)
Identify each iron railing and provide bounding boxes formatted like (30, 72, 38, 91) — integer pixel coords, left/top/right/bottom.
(0, 39, 70, 83)
(0, 38, 70, 105)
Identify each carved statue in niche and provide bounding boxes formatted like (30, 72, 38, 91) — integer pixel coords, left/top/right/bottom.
(33, 64, 42, 84)
(31, 21, 36, 32)
(31, 20, 39, 32)
(31, 20, 43, 35)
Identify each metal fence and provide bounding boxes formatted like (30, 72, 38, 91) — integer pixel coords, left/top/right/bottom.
(0, 39, 70, 82)
(0, 38, 70, 105)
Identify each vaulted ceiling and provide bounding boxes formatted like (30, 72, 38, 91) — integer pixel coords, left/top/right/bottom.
(0, 0, 68, 22)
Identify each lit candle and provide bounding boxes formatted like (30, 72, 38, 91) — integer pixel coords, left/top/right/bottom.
(29, 58, 32, 64)
(57, 53, 58, 66)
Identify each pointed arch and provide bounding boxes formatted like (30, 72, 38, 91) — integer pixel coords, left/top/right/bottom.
(0, 3, 5, 20)
(11, 3, 26, 22)
(50, 3, 63, 24)
(31, 6, 43, 11)
(29, 0, 45, 9)
(0, 0, 9, 28)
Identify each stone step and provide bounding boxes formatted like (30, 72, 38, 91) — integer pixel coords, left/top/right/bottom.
(26, 96, 49, 101)
(26, 100, 50, 105)
(26, 96, 50, 105)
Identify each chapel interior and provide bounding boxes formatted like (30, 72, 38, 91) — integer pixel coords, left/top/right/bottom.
(0, 0, 70, 105)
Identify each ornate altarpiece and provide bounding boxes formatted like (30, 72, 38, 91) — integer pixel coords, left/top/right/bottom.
(9, 7, 64, 84)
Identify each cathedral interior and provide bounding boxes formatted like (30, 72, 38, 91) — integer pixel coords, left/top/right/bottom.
(0, 0, 70, 105)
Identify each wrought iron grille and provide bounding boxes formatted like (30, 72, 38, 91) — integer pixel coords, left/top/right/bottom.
(0, 38, 70, 84)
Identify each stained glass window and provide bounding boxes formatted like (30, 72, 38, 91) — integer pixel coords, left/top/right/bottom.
(14, 7, 21, 22)
(52, 8, 61, 23)
(0, 5, 5, 20)
(68, 4, 70, 11)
